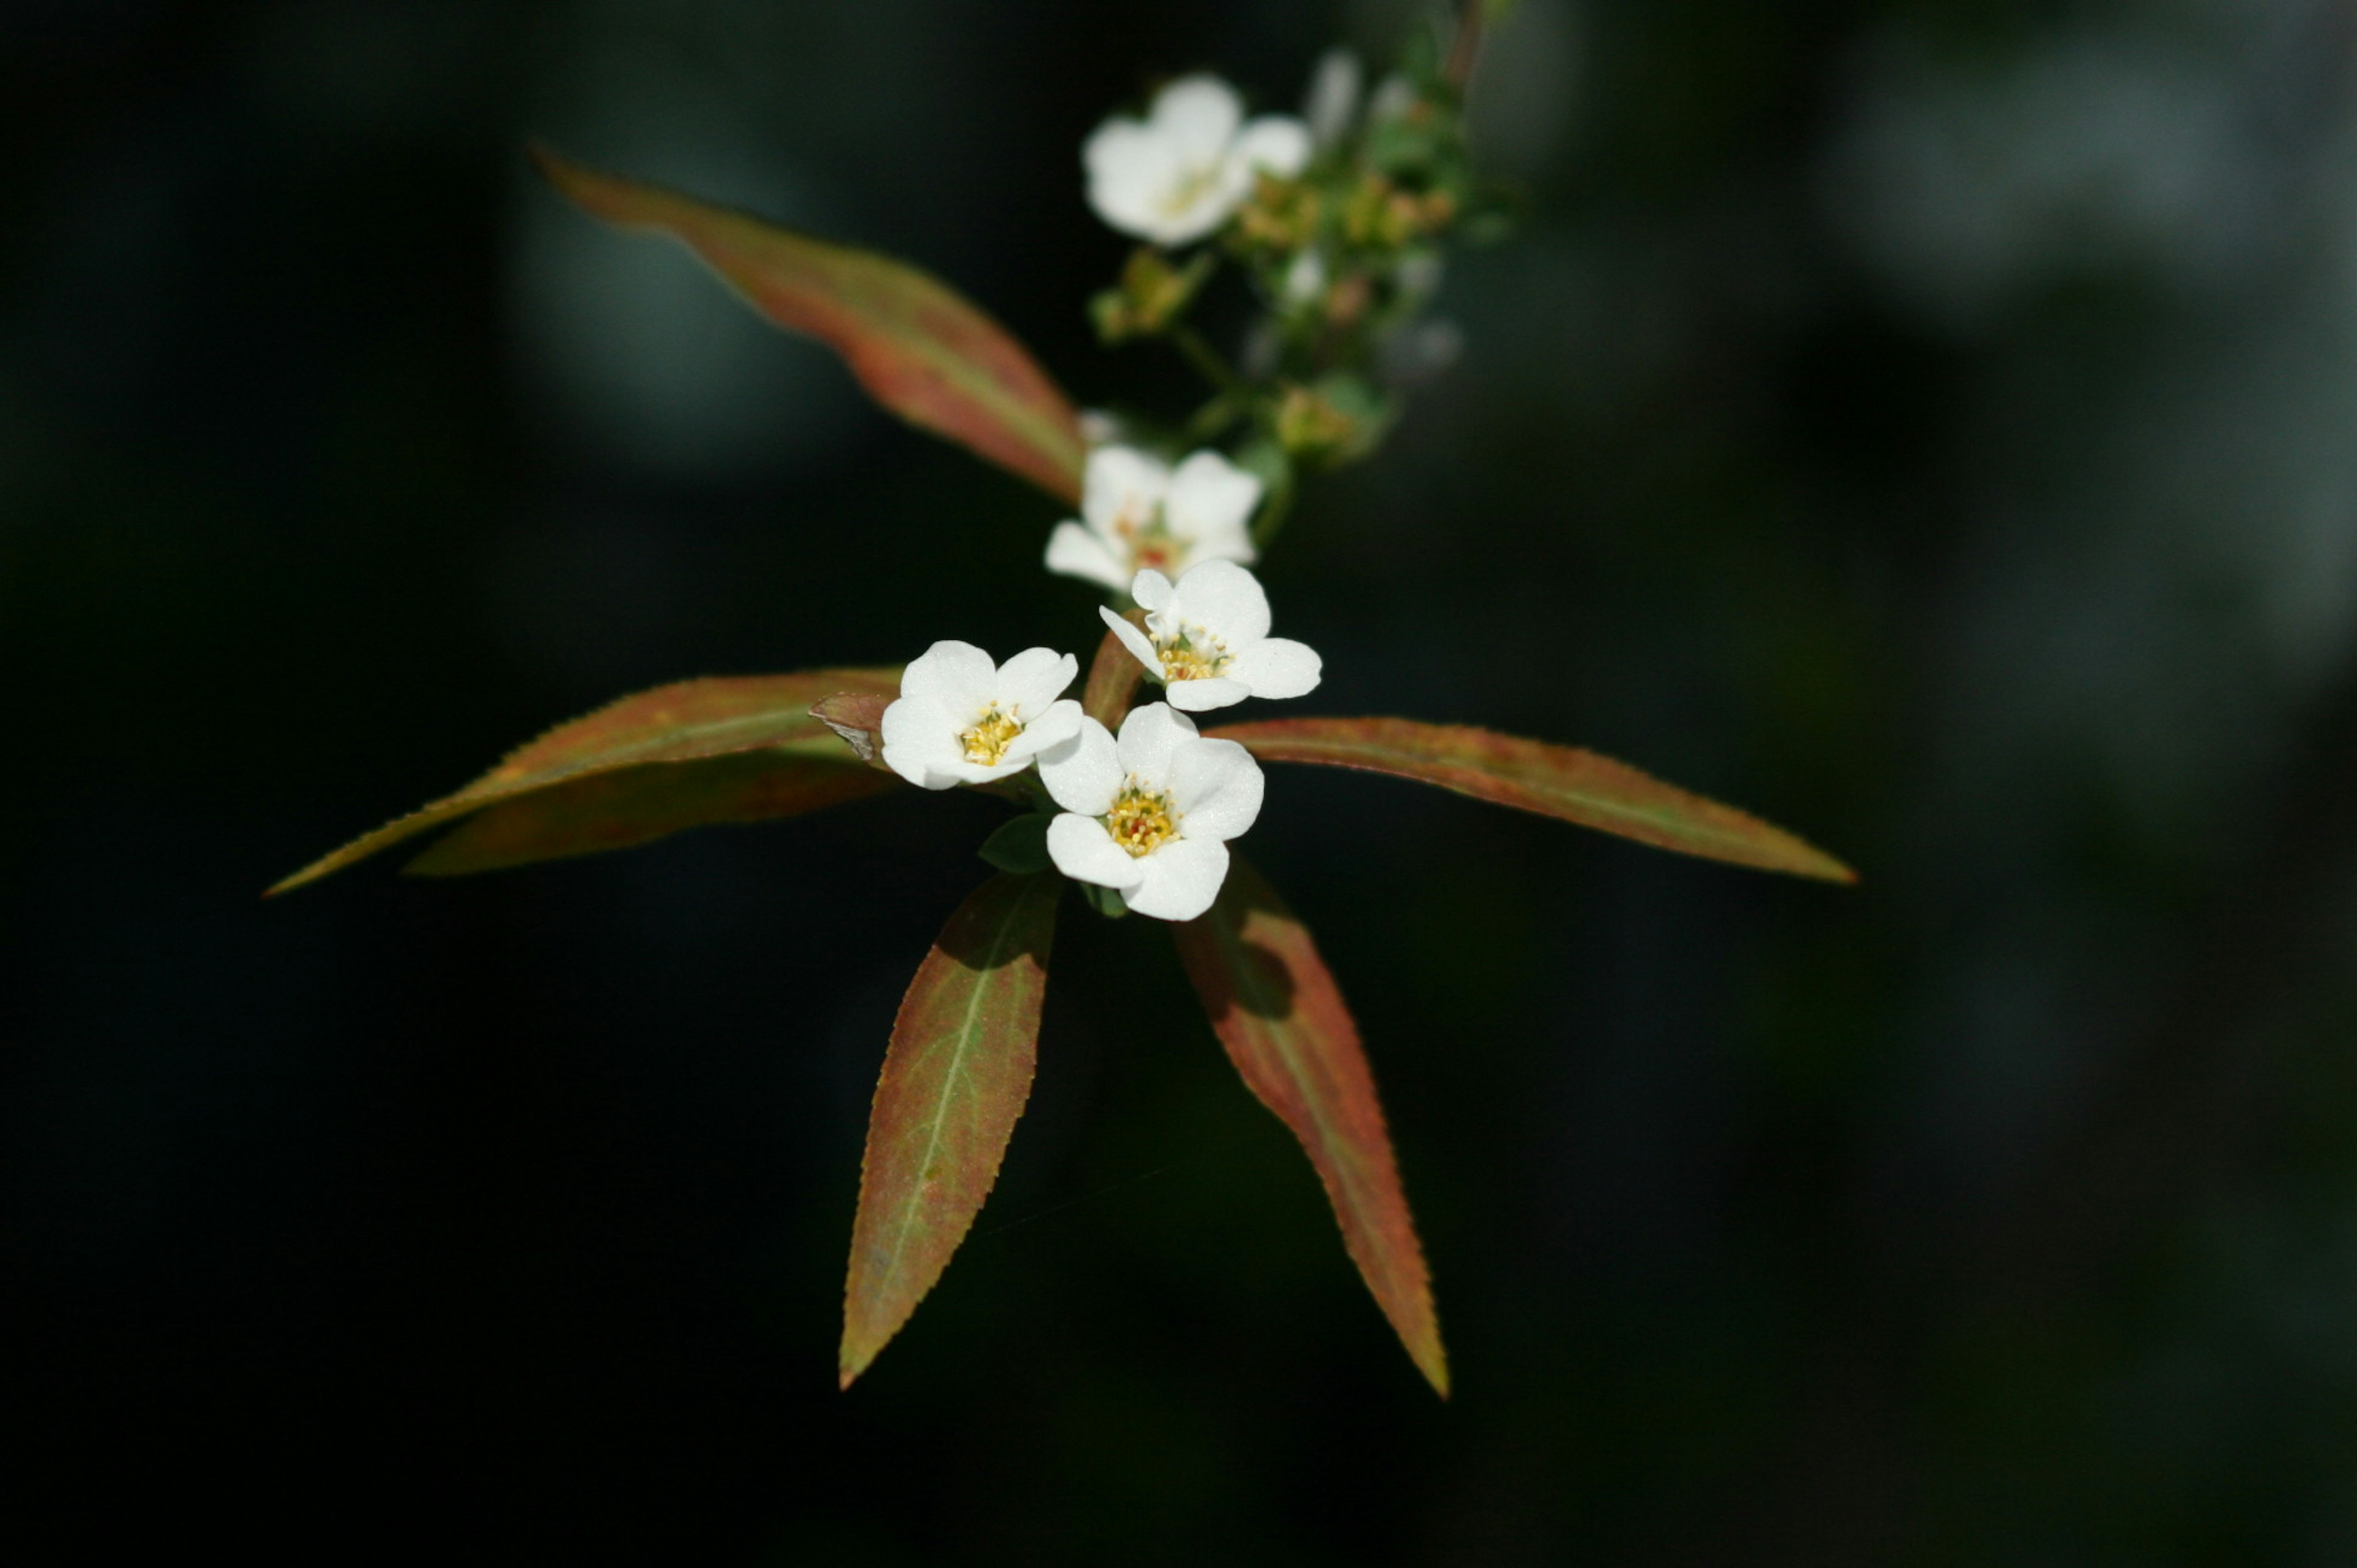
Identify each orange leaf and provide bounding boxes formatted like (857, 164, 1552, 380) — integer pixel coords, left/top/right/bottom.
(533, 147, 1086, 503)
(1206, 717, 1856, 883)
(1172, 857, 1448, 1396)
(269, 670, 900, 893)
(842, 873, 1061, 1387)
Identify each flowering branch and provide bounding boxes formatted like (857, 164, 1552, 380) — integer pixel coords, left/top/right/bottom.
(276, 6, 1853, 1396)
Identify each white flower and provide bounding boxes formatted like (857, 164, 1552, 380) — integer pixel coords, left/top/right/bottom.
(1045, 446, 1261, 593)
(1039, 703, 1264, 921)
(1099, 560, 1322, 713)
(880, 642, 1083, 790)
(1085, 75, 1312, 247)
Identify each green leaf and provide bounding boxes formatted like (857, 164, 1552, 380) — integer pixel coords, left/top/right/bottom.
(269, 670, 900, 894)
(1171, 857, 1447, 1396)
(842, 873, 1061, 1388)
(533, 146, 1088, 504)
(1204, 717, 1857, 883)
(976, 813, 1051, 875)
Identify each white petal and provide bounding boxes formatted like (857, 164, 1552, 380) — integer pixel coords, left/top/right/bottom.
(996, 647, 1078, 717)
(1304, 48, 1362, 152)
(1082, 445, 1170, 536)
(1163, 451, 1262, 550)
(1037, 716, 1123, 814)
(1150, 75, 1244, 165)
(1231, 115, 1312, 180)
(1045, 522, 1131, 591)
(899, 640, 998, 715)
(1225, 636, 1322, 700)
(878, 695, 958, 789)
(1003, 698, 1083, 761)
(1048, 812, 1147, 890)
(1115, 702, 1198, 787)
(1166, 559, 1271, 644)
(937, 755, 1024, 786)
(1123, 838, 1231, 921)
(1129, 568, 1175, 612)
(1168, 737, 1263, 842)
(1083, 121, 1185, 239)
(1099, 604, 1163, 679)
(1163, 676, 1250, 712)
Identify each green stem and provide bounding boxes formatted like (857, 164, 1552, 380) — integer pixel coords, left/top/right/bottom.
(1446, 0, 1485, 96)
(1185, 390, 1244, 442)
(1251, 469, 1298, 550)
(1170, 323, 1239, 393)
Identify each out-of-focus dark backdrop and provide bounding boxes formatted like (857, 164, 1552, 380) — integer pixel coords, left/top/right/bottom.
(10, 0, 2357, 1560)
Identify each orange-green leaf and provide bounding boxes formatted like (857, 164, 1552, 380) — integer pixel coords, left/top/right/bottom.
(1206, 717, 1856, 883)
(1171, 857, 1447, 1396)
(533, 146, 1086, 503)
(269, 670, 900, 894)
(842, 873, 1061, 1388)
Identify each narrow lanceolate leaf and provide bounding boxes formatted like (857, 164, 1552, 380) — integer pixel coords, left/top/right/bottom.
(1171, 857, 1448, 1396)
(842, 873, 1061, 1388)
(269, 670, 900, 894)
(533, 147, 1087, 503)
(1205, 717, 1856, 884)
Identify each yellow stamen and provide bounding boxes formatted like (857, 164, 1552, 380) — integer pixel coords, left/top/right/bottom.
(1105, 783, 1178, 857)
(959, 706, 1023, 766)
(1154, 623, 1229, 684)
(1158, 163, 1221, 220)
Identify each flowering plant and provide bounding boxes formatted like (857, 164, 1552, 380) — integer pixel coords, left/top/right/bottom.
(273, 7, 1850, 1396)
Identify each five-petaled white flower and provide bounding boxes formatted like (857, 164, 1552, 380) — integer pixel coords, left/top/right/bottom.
(1039, 703, 1264, 921)
(880, 642, 1084, 790)
(1045, 445, 1260, 593)
(1085, 75, 1312, 247)
(1099, 560, 1322, 712)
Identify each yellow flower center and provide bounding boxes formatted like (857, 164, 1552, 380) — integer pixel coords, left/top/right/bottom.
(958, 706, 1023, 766)
(1158, 161, 1223, 219)
(1105, 782, 1178, 857)
(1154, 624, 1229, 683)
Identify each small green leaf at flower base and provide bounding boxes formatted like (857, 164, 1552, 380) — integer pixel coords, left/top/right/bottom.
(841, 873, 1061, 1388)
(1091, 247, 1213, 343)
(1082, 881, 1130, 919)
(977, 813, 1053, 875)
(532, 147, 1086, 503)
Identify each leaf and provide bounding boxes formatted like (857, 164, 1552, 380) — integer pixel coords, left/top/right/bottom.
(533, 147, 1087, 503)
(406, 751, 896, 876)
(1171, 857, 1447, 1396)
(975, 813, 1052, 875)
(269, 670, 900, 894)
(1205, 717, 1856, 883)
(842, 873, 1061, 1387)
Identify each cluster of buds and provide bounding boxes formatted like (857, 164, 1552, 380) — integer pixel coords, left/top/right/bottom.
(1081, 42, 1499, 486)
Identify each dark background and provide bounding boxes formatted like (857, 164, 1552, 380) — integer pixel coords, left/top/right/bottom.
(10, 0, 2357, 1561)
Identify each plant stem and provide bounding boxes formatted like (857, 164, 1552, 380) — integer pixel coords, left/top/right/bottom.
(1445, 0, 1485, 96)
(1250, 468, 1297, 550)
(1169, 323, 1239, 393)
